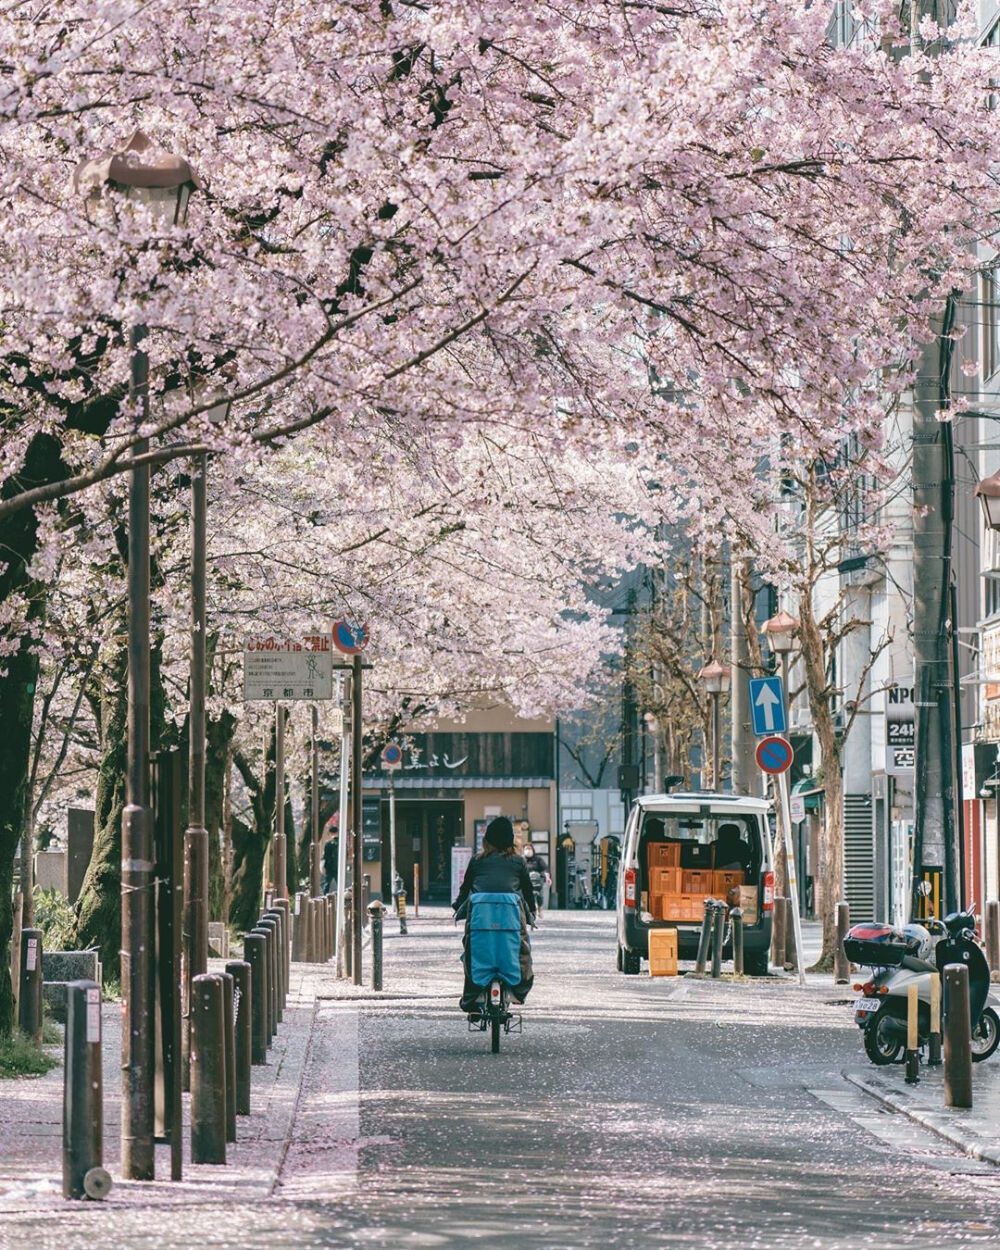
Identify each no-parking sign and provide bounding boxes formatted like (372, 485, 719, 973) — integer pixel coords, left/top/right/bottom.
(382, 742, 403, 771)
(755, 735, 793, 775)
(332, 618, 370, 654)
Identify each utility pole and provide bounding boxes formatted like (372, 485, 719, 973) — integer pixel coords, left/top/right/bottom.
(909, 1, 961, 916)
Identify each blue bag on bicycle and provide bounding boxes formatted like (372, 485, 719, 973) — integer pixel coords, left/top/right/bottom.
(468, 892, 522, 988)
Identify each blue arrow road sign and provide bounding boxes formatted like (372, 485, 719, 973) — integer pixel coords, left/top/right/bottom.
(749, 676, 786, 736)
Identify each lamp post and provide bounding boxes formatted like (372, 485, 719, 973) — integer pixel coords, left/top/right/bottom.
(761, 608, 805, 987)
(74, 131, 199, 1182)
(697, 660, 731, 791)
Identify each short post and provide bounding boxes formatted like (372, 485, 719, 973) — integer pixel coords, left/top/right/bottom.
(325, 895, 335, 961)
(985, 900, 1000, 977)
(291, 893, 306, 962)
(710, 901, 725, 979)
(362, 875, 371, 928)
(18, 927, 43, 1043)
(225, 960, 252, 1114)
(905, 982, 920, 1084)
(243, 934, 268, 1065)
(783, 897, 797, 972)
(943, 962, 973, 1109)
(368, 901, 387, 991)
(834, 901, 851, 984)
(63, 980, 111, 1201)
(252, 922, 276, 1041)
(274, 898, 291, 998)
(397, 890, 409, 936)
(219, 971, 237, 1143)
(264, 908, 286, 1017)
(731, 907, 744, 976)
(258, 916, 279, 1032)
(695, 898, 714, 974)
(928, 971, 942, 1067)
(413, 865, 420, 916)
(771, 896, 787, 971)
(344, 888, 354, 980)
(190, 973, 226, 1164)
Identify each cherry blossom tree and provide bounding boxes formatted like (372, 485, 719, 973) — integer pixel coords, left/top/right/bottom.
(2, 0, 999, 1031)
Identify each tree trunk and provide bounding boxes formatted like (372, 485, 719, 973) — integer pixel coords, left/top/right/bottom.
(72, 639, 127, 975)
(229, 743, 271, 932)
(0, 433, 64, 1038)
(799, 595, 844, 971)
(205, 710, 237, 921)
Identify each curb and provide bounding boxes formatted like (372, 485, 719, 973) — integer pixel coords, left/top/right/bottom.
(843, 1069, 1000, 1166)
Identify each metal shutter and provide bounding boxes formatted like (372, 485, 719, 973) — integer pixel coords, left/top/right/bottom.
(844, 793, 876, 923)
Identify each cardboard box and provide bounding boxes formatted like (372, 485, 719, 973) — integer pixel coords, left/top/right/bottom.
(650, 867, 682, 896)
(649, 927, 678, 976)
(682, 869, 713, 895)
(647, 841, 680, 869)
(739, 885, 759, 922)
(713, 869, 744, 894)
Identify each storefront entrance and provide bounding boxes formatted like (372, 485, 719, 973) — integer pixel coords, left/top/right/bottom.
(388, 799, 464, 902)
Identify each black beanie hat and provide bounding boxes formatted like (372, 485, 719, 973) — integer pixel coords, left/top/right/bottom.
(484, 816, 515, 850)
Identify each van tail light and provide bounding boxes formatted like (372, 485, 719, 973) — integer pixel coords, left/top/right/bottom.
(624, 868, 637, 909)
(763, 871, 775, 912)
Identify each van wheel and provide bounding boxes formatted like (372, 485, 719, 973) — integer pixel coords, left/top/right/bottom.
(621, 946, 641, 975)
(743, 950, 769, 977)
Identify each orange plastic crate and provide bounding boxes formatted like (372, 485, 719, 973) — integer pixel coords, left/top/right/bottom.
(682, 869, 713, 895)
(650, 867, 682, 896)
(649, 927, 678, 976)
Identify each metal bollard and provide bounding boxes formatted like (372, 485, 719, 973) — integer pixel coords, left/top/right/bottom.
(310, 897, 321, 962)
(225, 960, 252, 1114)
(397, 891, 409, 936)
(943, 962, 973, 1108)
(368, 901, 387, 991)
(252, 922, 277, 1041)
(291, 893, 306, 962)
(344, 889, 354, 980)
(771, 896, 787, 971)
(905, 982, 920, 1084)
(731, 907, 744, 976)
(63, 980, 111, 1201)
(414, 865, 420, 916)
(986, 900, 1000, 977)
(710, 901, 725, 979)
(264, 908, 286, 1016)
(783, 897, 797, 972)
(834, 901, 851, 984)
(274, 898, 292, 999)
(18, 928, 43, 1043)
(258, 916, 280, 1031)
(243, 934, 268, 1065)
(220, 971, 237, 1143)
(190, 973, 227, 1164)
(928, 971, 942, 1067)
(695, 898, 714, 975)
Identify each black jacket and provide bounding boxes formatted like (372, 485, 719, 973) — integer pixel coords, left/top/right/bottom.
(453, 851, 536, 920)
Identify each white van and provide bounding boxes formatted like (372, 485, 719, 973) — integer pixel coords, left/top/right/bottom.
(615, 793, 775, 975)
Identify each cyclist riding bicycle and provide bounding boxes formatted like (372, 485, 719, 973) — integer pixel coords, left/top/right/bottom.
(452, 816, 536, 1015)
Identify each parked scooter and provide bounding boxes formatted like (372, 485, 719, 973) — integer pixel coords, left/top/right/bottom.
(844, 907, 1000, 1066)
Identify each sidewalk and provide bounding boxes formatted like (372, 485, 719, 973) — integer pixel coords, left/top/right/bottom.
(0, 953, 348, 1213)
(844, 1061, 1000, 1167)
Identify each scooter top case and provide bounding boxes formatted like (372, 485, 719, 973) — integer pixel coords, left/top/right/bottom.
(843, 922, 921, 969)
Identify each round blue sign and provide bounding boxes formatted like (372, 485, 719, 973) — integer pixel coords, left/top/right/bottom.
(382, 743, 402, 766)
(333, 618, 370, 654)
(755, 735, 793, 775)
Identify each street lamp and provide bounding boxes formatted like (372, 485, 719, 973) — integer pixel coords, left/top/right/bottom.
(75, 130, 199, 1183)
(697, 660, 731, 791)
(974, 469, 1000, 531)
(762, 609, 799, 660)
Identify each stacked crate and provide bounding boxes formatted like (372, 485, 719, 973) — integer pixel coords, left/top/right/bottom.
(647, 842, 744, 922)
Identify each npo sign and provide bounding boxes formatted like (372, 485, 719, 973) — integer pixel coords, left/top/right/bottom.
(244, 634, 333, 701)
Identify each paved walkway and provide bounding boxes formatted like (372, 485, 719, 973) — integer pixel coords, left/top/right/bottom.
(1, 907, 999, 1226)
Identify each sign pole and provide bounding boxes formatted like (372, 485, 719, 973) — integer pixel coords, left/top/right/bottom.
(335, 673, 350, 978)
(389, 771, 398, 907)
(777, 767, 806, 987)
(274, 703, 287, 900)
(352, 654, 364, 985)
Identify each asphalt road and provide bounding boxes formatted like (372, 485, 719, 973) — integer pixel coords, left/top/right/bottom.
(280, 909, 1000, 1249)
(8, 910, 1000, 1249)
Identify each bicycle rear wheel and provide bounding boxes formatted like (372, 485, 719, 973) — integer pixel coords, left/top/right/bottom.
(491, 1008, 501, 1053)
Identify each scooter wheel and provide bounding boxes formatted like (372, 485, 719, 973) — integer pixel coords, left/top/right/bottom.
(972, 1007, 1000, 1062)
(864, 1011, 903, 1066)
